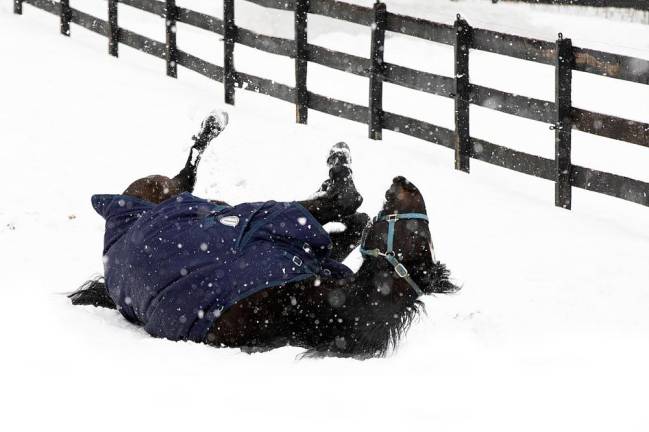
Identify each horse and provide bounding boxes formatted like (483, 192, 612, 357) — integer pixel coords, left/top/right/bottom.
(70, 110, 459, 358)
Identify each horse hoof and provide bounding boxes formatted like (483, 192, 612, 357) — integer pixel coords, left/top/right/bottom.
(327, 141, 351, 169)
(192, 109, 229, 151)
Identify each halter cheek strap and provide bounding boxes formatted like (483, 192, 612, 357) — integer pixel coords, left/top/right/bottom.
(359, 213, 429, 297)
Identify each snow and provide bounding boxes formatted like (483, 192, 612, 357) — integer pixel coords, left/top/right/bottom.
(1, 0, 649, 430)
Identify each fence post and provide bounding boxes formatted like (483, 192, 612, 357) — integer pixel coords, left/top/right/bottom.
(295, 0, 309, 124)
(224, 0, 236, 105)
(165, 0, 177, 78)
(60, 0, 70, 36)
(554, 34, 573, 210)
(108, 0, 119, 57)
(453, 14, 472, 173)
(368, 1, 386, 140)
(13, 0, 22, 14)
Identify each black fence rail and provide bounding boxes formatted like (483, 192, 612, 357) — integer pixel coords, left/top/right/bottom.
(14, 0, 649, 209)
(492, 0, 649, 12)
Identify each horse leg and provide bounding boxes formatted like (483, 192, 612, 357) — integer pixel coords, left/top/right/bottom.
(297, 142, 366, 260)
(122, 110, 229, 204)
(298, 142, 363, 225)
(327, 212, 369, 262)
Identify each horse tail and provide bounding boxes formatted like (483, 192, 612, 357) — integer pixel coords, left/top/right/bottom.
(68, 277, 116, 309)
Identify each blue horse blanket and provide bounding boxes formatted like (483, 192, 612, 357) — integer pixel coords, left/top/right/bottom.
(92, 192, 352, 342)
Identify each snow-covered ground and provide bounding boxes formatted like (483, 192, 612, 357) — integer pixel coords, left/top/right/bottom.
(1, 0, 648, 430)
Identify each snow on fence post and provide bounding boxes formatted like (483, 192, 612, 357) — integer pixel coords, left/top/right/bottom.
(453, 14, 472, 173)
(13, 0, 22, 15)
(108, 0, 119, 57)
(60, 0, 71, 37)
(165, 0, 178, 78)
(368, 1, 386, 140)
(554, 34, 573, 210)
(294, 0, 309, 124)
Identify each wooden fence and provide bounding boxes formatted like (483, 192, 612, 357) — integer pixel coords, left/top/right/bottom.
(492, 0, 649, 12)
(14, 0, 649, 209)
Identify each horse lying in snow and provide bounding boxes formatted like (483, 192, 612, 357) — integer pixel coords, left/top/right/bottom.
(70, 110, 459, 358)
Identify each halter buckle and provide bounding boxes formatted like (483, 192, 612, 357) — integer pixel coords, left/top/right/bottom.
(292, 255, 303, 267)
(394, 263, 409, 278)
(386, 214, 399, 222)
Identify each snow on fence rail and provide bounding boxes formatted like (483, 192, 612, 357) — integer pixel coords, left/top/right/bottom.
(14, 0, 649, 209)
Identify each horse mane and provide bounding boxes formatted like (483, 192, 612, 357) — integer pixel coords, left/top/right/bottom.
(426, 261, 461, 295)
(300, 299, 424, 359)
(300, 259, 459, 360)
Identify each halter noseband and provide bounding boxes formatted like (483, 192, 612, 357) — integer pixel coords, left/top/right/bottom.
(359, 212, 429, 297)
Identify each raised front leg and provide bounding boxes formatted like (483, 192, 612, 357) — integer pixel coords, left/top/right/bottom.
(299, 142, 363, 225)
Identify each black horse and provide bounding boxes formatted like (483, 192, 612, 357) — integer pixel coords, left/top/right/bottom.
(70, 110, 459, 358)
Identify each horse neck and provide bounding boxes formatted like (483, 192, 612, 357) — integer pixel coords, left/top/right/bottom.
(310, 257, 422, 357)
(350, 257, 417, 298)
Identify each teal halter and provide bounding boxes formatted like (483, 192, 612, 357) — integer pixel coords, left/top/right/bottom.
(359, 212, 429, 297)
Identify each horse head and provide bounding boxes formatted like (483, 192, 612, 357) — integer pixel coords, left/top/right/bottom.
(360, 176, 458, 296)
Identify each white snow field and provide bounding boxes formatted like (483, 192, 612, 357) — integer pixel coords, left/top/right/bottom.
(1, 0, 649, 430)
